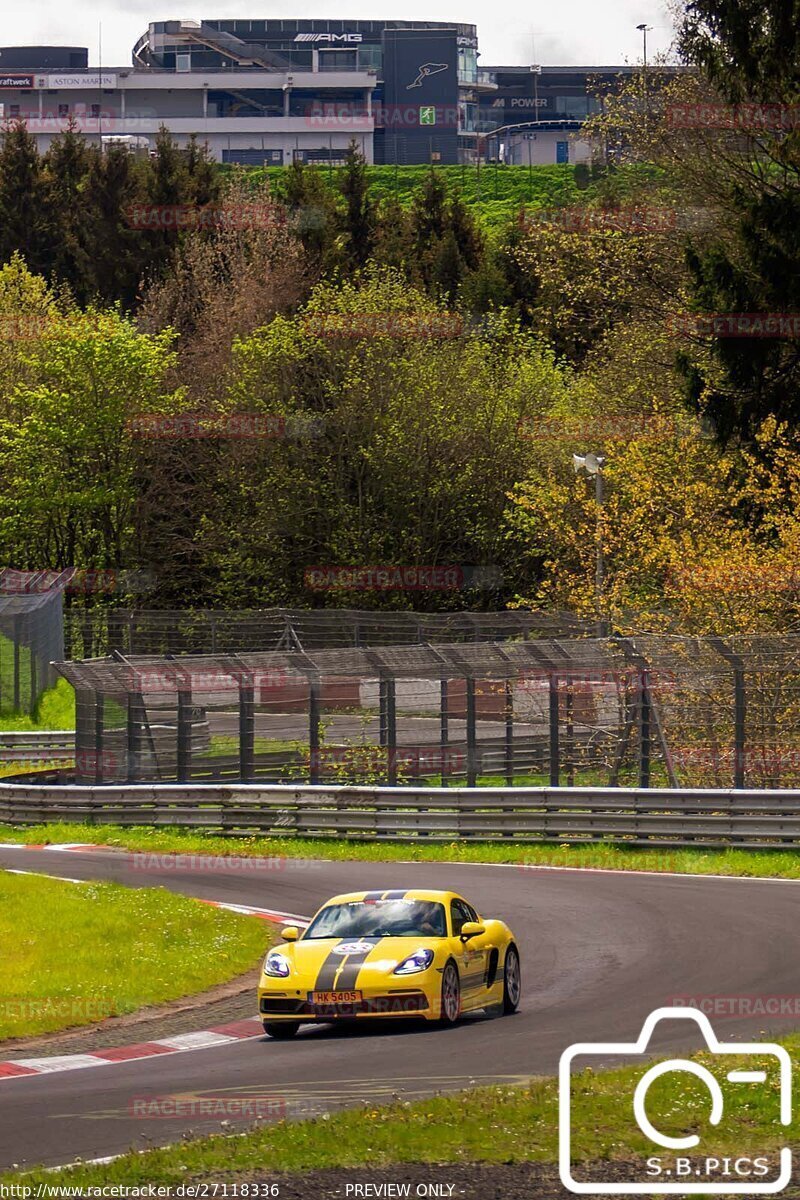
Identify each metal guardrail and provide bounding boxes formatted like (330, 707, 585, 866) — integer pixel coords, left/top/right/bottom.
(0, 731, 74, 763)
(0, 783, 798, 848)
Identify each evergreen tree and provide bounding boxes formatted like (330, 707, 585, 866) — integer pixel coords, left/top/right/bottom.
(676, 0, 800, 444)
(42, 120, 93, 299)
(184, 134, 219, 208)
(337, 139, 376, 268)
(282, 158, 339, 267)
(82, 144, 144, 307)
(0, 121, 48, 273)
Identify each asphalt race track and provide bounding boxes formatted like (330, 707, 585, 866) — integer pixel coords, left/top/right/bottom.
(0, 845, 798, 1171)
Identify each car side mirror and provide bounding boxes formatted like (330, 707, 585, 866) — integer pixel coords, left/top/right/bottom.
(460, 921, 485, 940)
(281, 926, 300, 942)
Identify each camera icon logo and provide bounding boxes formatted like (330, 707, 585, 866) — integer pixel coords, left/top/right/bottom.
(559, 1006, 792, 1194)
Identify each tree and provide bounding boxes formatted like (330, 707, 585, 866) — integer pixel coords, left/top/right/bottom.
(674, 0, 800, 445)
(0, 121, 48, 274)
(0, 308, 181, 589)
(42, 120, 93, 300)
(679, 0, 800, 102)
(280, 159, 339, 270)
(82, 145, 145, 307)
(169, 270, 567, 608)
(337, 140, 377, 268)
(184, 134, 219, 208)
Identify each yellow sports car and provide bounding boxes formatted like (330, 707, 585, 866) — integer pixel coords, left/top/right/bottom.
(258, 888, 521, 1038)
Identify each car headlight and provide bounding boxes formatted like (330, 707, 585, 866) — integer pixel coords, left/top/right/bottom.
(394, 948, 435, 975)
(263, 952, 291, 978)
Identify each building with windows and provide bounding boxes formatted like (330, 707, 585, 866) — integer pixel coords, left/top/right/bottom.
(0, 22, 666, 166)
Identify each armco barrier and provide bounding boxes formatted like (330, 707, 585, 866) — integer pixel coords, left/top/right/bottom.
(0, 731, 75, 763)
(0, 782, 799, 848)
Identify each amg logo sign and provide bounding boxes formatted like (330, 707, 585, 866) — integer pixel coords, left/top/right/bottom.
(294, 33, 363, 43)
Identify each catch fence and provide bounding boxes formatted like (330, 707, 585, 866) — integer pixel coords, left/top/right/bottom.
(0, 584, 64, 715)
(52, 633, 800, 791)
(62, 606, 592, 659)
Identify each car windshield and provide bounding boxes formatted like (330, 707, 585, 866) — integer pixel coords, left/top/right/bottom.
(303, 898, 447, 939)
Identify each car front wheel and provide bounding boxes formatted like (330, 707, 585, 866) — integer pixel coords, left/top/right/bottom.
(503, 945, 521, 1014)
(439, 961, 461, 1025)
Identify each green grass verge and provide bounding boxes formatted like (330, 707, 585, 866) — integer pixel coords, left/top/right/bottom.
(0, 677, 75, 731)
(0, 869, 269, 1039)
(0, 822, 799, 879)
(4, 1033, 796, 1184)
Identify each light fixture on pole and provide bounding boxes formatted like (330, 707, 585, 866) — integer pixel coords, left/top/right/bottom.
(573, 453, 607, 636)
(636, 23, 653, 113)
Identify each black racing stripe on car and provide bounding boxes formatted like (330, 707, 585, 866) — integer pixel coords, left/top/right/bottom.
(335, 936, 383, 990)
(381, 890, 409, 899)
(363, 891, 384, 900)
(313, 941, 348, 991)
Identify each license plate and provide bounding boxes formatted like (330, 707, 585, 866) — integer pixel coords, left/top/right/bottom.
(310, 990, 362, 1005)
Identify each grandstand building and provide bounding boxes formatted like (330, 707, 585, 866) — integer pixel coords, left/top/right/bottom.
(0, 22, 665, 165)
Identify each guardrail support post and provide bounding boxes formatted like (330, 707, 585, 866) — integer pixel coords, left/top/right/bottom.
(440, 678, 449, 786)
(386, 677, 397, 785)
(639, 669, 651, 788)
(549, 675, 560, 786)
(309, 675, 321, 784)
(239, 677, 255, 783)
(13, 616, 21, 712)
(94, 692, 105, 784)
(733, 666, 746, 789)
(378, 677, 388, 747)
(176, 687, 192, 783)
(127, 691, 146, 782)
(75, 689, 95, 784)
(466, 677, 477, 787)
(504, 680, 514, 788)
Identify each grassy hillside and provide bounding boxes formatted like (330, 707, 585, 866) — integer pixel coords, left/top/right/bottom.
(223, 162, 669, 229)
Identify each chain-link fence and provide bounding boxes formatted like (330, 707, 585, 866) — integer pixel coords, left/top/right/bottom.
(0, 588, 64, 716)
(52, 633, 800, 789)
(63, 607, 594, 659)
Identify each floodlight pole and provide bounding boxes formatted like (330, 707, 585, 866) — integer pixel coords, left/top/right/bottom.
(573, 452, 607, 636)
(595, 466, 605, 636)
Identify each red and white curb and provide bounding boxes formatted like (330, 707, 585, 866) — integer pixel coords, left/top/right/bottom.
(0, 1018, 265, 1081)
(0, 844, 310, 1083)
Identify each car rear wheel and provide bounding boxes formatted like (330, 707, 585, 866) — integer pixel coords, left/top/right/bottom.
(503, 945, 521, 1014)
(439, 961, 461, 1025)
(263, 1021, 300, 1039)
